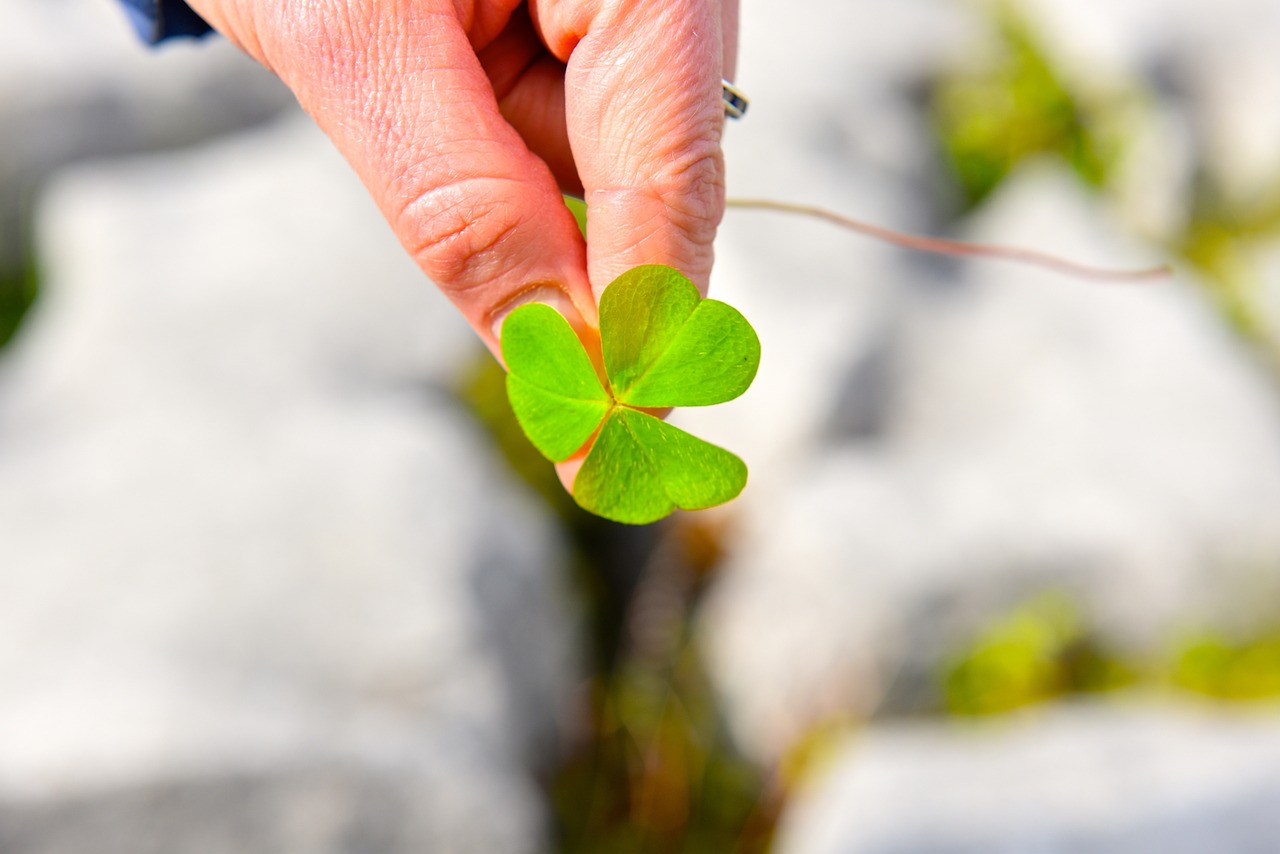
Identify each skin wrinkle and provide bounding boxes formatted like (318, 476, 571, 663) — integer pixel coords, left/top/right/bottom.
(373, 25, 530, 230)
(580, 0, 712, 119)
(265, 6, 340, 97)
(400, 174, 530, 284)
(360, 2, 573, 311)
(268, 3, 394, 154)
(437, 217, 525, 286)
(585, 136, 725, 288)
(386, 136, 526, 235)
(614, 135, 724, 215)
(229, 1, 272, 70)
(585, 58, 718, 187)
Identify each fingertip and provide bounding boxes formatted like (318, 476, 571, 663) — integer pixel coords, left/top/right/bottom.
(554, 457, 583, 495)
(486, 281, 598, 357)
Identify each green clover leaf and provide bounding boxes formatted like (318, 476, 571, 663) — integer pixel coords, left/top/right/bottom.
(500, 265, 760, 525)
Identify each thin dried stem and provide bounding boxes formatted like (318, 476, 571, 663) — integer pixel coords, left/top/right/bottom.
(726, 198, 1172, 282)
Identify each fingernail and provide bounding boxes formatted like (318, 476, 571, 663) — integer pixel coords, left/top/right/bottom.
(489, 284, 589, 340)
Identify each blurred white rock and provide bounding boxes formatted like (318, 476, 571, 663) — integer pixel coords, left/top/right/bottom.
(776, 701, 1280, 854)
(4, 111, 481, 402)
(1012, 0, 1280, 214)
(0, 114, 573, 852)
(1, 0, 292, 278)
(2, 0, 288, 153)
(701, 164, 1280, 763)
(1255, 242, 1280, 353)
(0, 761, 547, 854)
(727, 0, 983, 198)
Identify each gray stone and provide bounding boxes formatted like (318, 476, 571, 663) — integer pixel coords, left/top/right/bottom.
(1, 0, 292, 270)
(0, 760, 545, 854)
(775, 702, 1280, 854)
(0, 115, 573, 851)
(701, 165, 1280, 762)
(1010, 0, 1280, 225)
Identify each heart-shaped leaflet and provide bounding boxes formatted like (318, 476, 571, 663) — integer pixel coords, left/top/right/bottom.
(501, 265, 760, 525)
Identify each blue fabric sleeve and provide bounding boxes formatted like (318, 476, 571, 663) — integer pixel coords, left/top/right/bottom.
(118, 0, 213, 43)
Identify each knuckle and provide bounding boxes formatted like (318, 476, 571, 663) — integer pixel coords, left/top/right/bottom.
(613, 141, 725, 266)
(649, 141, 726, 242)
(398, 176, 527, 291)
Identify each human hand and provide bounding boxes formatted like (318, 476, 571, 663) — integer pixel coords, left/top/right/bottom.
(183, 0, 738, 353)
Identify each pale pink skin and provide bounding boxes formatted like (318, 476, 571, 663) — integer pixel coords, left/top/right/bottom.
(187, 0, 738, 490)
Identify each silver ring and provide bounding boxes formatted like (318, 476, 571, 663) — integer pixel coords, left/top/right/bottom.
(722, 79, 748, 120)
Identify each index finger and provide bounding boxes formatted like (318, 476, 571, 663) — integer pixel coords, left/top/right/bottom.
(187, 0, 598, 355)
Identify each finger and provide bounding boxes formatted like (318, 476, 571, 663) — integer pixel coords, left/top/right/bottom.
(188, 0, 596, 354)
(554, 455, 584, 494)
(478, 6, 582, 193)
(533, 0, 727, 297)
(483, 0, 738, 203)
(487, 0, 740, 201)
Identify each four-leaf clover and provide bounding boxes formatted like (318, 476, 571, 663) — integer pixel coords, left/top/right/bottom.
(501, 265, 760, 525)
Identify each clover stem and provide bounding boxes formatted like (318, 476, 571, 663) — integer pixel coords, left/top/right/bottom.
(725, 198, 1172, 282)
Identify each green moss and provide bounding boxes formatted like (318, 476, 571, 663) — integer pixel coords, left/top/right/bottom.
(929, 1, 1280, 378)
(1176, 178, 1280, 338)
(549, 527, 776, 854)
(1173, 631, 1280, 701)
(944, 592, 1280, 716)
(0, 255, 38, 351)
(930, 5, 1119, 209)
(943, 593, 1136, 716)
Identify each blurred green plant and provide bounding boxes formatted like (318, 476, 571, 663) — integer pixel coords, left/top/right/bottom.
(1177, 178, 1280, 340)
(931, 1, 1280, 366)
(943, 593, 1136, 716)
(930, 4, 1120, 210)
(456, 350, 642, 664)
(1173, 630, 1280, 701)
(546, 521, 779, 853)
(943, 592, 1280, 716)
(0, 255, 38, 350)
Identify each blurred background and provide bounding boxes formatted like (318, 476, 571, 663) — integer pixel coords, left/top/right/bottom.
(4, 0, 1280, 851)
